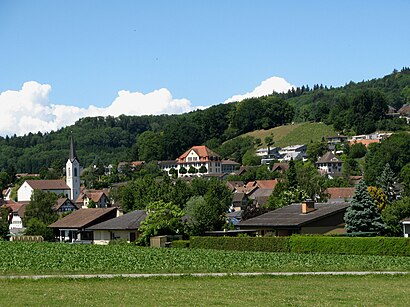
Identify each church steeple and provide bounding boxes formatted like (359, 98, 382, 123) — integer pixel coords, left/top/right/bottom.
(69, 134, 79, 163)
(66, 134, 81, 201)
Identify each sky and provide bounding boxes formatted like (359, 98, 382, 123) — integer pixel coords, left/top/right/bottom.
(0, 0, 409, 137)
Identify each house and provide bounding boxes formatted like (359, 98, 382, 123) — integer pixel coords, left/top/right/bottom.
(316, 151, 343, 178)
(325, 135, 348, 145)
(17, 180, 71, 202)
(270, 162, 289, 173)
(221, 160, 240, 174)
(226, 181, 245, 193)
(231, 192, 248, 211)
(160, 145, 231, 177)
(49, 207, 119, 242)
(402, 218, 410, 237)
(326, 187, 355, 203)
(87, 210, 147, 244)
(3, 200, 29, 236)
(277, 145, 307, 162)
(238, 200, 349, 236)
(53, 197, 78, 214)
(76, 189, 110, 208)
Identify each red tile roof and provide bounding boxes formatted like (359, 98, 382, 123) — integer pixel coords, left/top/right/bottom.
(326, 187, 356, 200)
(349, 139, 380, 148)
(177, 146, 220, 162)
(25, 180, 70, 190)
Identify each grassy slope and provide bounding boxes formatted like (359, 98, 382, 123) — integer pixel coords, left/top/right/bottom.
(243, 122, 337, 148)
(1, 275, 409, 306)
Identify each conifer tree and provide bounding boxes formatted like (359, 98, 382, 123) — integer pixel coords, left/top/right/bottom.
(377, 163, 397, 203)
(344, 180, 385, 233)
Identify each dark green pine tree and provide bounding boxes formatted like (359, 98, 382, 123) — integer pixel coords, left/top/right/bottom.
(377, 162, 397, 203)
(286, 159, 298, 189)
(344, 180, 385, 233)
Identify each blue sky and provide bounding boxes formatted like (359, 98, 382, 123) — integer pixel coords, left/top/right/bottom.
(0, 1, 409, 136)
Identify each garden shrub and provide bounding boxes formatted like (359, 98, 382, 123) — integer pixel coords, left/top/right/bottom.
(172, 240, 190, 248)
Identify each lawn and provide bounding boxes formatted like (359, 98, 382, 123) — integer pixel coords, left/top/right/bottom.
(1, 275, 409, 306)
(243, 122, 337, 147)
(2, 241, 410, 275)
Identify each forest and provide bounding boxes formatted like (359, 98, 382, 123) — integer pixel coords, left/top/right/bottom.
(0, 67, 410, 174)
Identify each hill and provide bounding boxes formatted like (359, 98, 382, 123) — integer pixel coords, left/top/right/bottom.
(244, 122, 337, 148)
(0, 68, 409, 174)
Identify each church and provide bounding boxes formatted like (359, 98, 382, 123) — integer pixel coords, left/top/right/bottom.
(17, 136, 81, 202)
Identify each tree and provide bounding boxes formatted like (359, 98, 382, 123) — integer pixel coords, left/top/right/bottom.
(349, 143, 367, 159)
(23, 190, 59, 240)
(286, 159, 297, 189)
(185, 179, 232, 234)
(264, 134, 274, 152)
(344, 180, 385, 233)
(0, 207, 10, 239)
(377, 163, 397, 203)
(368, 186, 388, 212)
(188, 166, 198, 174)
(242, 150, 261, 166)
(138, 200, 185, 246)
(381, 197, 410, 236)
(179, 166, 187, 175)
(169, 167, 178, 179)
(198, 165, 207, 174)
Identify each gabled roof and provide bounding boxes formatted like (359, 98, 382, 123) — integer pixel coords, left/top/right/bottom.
(3, 200, 29, 217)
(49, 208, 117, 229)
(53, 198, 78, 210)
(87, 210, 147, 230)
(271, 163, 289, 172)
(25, 180, 70, 190)
(316, 152, 342, 164)
(232, 192, 246, 203)
(245, 180, 278, 190)
(326, 187, 355, 201)
(238, 202, 349, 228)
(177, 146, 220, 162)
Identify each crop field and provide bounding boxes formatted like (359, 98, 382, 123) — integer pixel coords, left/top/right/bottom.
(1, 275, 410, 306)
(2, 241, 410, 275)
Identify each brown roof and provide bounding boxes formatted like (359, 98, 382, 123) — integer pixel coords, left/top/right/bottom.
(3, 200, 29, 217)
(76, 189, 108, 204)
(49, 208, 117, 229)
(177, 146, 220, 162)
(326, 187, 356, 201)
(399, 104, 410, 116)
(26, 180, 70, 190)
(221, 159, 240, 165)
(238, 202, 349, 227)
(245, 180, 278, 190)
(316, 152, 342, 164)
(271, 163, 289, 172)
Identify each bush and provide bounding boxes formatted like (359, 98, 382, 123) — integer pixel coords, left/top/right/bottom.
(289, 236, 410, 256)
(190, 236, 290, 252)
(172, 240, 190, 248)
(190, 235, 410, 256)
(108, 238, 129, 245)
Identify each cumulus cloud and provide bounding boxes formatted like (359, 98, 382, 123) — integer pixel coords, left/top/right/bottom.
(224, 76, 294, 104)
(0, 82, 193, 137)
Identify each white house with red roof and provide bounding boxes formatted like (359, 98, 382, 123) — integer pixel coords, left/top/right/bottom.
(159, 145, 239, 177)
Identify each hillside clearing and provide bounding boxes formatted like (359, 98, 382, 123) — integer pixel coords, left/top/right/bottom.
(243, 122, 337, 147)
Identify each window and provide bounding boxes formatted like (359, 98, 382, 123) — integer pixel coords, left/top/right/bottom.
(74, 168, 77, 176)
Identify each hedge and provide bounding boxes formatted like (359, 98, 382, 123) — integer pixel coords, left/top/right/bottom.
(190, 236, 410, 256)
(172, 240, 190, 248)
(290, 236, 410, 256)
(190, 236, 290, 252)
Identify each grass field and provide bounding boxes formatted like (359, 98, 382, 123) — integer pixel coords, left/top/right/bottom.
(2, 242, 410, 275)
(244, 122, 337, 147)
(1, 275, 409, 306)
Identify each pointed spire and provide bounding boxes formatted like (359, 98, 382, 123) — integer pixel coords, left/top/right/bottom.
(69, 133, 78, 162)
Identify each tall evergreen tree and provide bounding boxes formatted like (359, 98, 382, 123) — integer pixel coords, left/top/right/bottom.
(377, 163, 397, 203)
(286, 159, 297, 189)
(344, 180, 385, 233)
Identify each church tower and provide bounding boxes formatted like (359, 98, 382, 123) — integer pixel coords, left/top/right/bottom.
(66, 135, 81, 201)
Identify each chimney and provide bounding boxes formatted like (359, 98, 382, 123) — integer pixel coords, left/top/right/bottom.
(301, 199, 315, 214)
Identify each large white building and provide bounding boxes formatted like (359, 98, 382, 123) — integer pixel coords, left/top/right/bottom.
(159, 145, 239, 177)
(17, 136, 81, 202)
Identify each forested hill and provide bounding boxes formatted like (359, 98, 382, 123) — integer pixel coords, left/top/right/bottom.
(1, 67, 410, 173)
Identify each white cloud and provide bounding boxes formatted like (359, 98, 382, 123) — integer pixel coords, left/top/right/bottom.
(0, 82, 193, 137)
(224, 76, 294, 103)
(0, 76, 295, 137)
